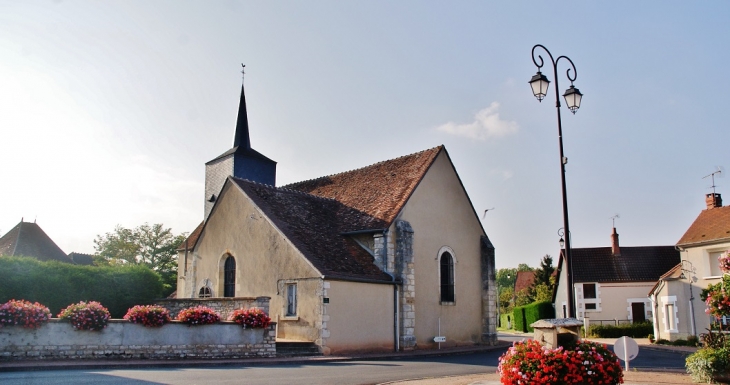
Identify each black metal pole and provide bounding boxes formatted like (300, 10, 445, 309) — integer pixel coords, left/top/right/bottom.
(531, 44, 578, 318)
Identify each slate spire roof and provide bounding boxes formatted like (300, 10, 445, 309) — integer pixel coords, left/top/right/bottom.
(0, 221, 73, 263)
(233, 82, 250, 150)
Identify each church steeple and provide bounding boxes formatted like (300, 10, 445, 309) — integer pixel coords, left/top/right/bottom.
(233, 65, 251, 149)
(203, 66, 277, 219)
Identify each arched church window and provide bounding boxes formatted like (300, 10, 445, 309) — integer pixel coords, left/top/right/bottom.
(198, 286, 212, 298)
(440, 252, 455, 303)
(224, 255, 236, 297)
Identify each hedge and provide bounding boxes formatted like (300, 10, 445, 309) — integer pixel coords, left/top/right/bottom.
(514, 301, 555, 333)
(0, 256, 164, 318)
(587, 321, 653, 338)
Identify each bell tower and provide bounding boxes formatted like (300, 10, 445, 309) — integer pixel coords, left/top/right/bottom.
(204, 67, 277, 218)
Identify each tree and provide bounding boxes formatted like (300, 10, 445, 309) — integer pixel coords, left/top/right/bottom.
(534, 254, 555, 287)
(94, 223, 186, 295)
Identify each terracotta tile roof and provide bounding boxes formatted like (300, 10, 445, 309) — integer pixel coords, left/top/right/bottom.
(232, 177, 393, 283)
(283, 146, 443, 226)
(514, 271, 536, 293)
(570, 246, 680, 283)
(177, 221, 204, 251)
(677, 205, 730, 246)
(0, 221, 73, 263)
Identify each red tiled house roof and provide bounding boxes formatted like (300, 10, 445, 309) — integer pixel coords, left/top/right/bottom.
(232, 178, 393, 282)
(0, 221, 73, 263)
(677, 205, 730, 247)
(283, 146, 442, 225)
(513, 271, 536, 294)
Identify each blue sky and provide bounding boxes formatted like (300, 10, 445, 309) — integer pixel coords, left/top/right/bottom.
(1, 1, 728, 269)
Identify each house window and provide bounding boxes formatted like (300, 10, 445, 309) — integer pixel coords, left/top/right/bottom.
(585, 303, 597, 310)
(583, 283, 597, 299)
(223, 255, 236, 297)
(662, 296, 678, 333)
(709, 251, 724, 277)
(198, 286, 212, 298)
(440, 252, 455, 303)
(286, 283, 297, 317)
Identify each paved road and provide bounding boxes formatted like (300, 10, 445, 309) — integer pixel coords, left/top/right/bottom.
(0, 344, 688, 385)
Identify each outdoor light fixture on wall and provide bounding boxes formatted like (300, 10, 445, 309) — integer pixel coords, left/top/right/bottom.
(530, 44, 584, 318)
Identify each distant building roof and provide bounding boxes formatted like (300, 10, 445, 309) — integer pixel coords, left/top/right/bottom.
(566, 246, 680, 283)
(677, 204, 730, 247)
(0, 221, 73, 263)
(514, 271, 536, 293)
(68, 252, 95, 265)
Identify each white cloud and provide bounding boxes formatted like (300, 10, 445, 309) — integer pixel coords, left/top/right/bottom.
(436, 102, 518, 141)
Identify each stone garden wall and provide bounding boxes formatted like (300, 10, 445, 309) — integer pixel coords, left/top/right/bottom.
(156, 296, 270, 320)
(0, 319, 276, 360)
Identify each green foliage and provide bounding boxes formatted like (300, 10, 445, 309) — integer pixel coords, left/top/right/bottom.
(94, 223, 186, 296)
(0, 256, 163, 318)
(686, 347, 730, 383)
(532, 282, 553, 303)
(701, 328, 727, 349)
(587, 322, 653, 338)
(514, 288, 532, 307)
(499, 313, 513, 330)
(523, 301, 555, 332)
(517, 263, 534, 272)
(533, 255, 554, 287)
(512, 301, 554, 333)
(513, 306, 527, 333)
(499, 287, 514, 315)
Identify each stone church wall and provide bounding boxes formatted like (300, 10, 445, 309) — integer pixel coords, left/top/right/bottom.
(0, 320, 275, 360)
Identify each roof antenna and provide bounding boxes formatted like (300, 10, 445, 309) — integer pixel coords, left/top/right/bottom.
(703, 166, 725, 195)
(610, 214, 620, 228)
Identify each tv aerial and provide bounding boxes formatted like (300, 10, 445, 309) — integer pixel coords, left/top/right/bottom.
(703, 166, 724, 194)
(610, 214, 620, 227)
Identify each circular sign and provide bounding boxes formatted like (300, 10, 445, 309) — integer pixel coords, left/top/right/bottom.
(613, 336, 639, 361)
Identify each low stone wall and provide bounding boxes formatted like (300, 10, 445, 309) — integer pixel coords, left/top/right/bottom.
(0, 319, 276, 360)
(156, 296, 270, 320)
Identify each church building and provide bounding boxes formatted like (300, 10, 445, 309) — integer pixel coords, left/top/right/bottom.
(176, 79, 497, 354)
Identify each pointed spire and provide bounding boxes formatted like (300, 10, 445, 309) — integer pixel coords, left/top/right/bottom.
(233, 64, 251, 149)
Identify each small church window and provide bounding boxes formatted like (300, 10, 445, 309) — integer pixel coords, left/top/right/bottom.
(440, 252, 455, 303)
(198, 286, 212, 298)
(286, 283, 297, 316)
(224, 255, 236, 297)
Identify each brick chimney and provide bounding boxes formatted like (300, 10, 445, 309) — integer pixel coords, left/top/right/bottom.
(611, 227, 621, 257)
(706, 193, 723, 209)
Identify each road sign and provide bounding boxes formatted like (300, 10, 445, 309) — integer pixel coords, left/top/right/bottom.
(433, 336, 446, 343)
(613, 336, 639, 370)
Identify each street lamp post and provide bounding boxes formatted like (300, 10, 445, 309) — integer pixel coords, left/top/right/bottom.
(529, 44, 583, 318)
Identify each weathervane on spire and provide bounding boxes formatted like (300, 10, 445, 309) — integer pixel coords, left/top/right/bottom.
(241, 64, 246, 79)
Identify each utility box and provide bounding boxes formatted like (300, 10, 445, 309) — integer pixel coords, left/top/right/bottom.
(530, 318, 583, 349)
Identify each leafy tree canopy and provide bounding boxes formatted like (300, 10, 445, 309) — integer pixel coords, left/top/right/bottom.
(94, 223, 186, 295)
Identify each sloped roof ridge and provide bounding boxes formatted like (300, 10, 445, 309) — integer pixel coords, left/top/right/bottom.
(284, 145, 444, 187)
(231, 176, 338, 202)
